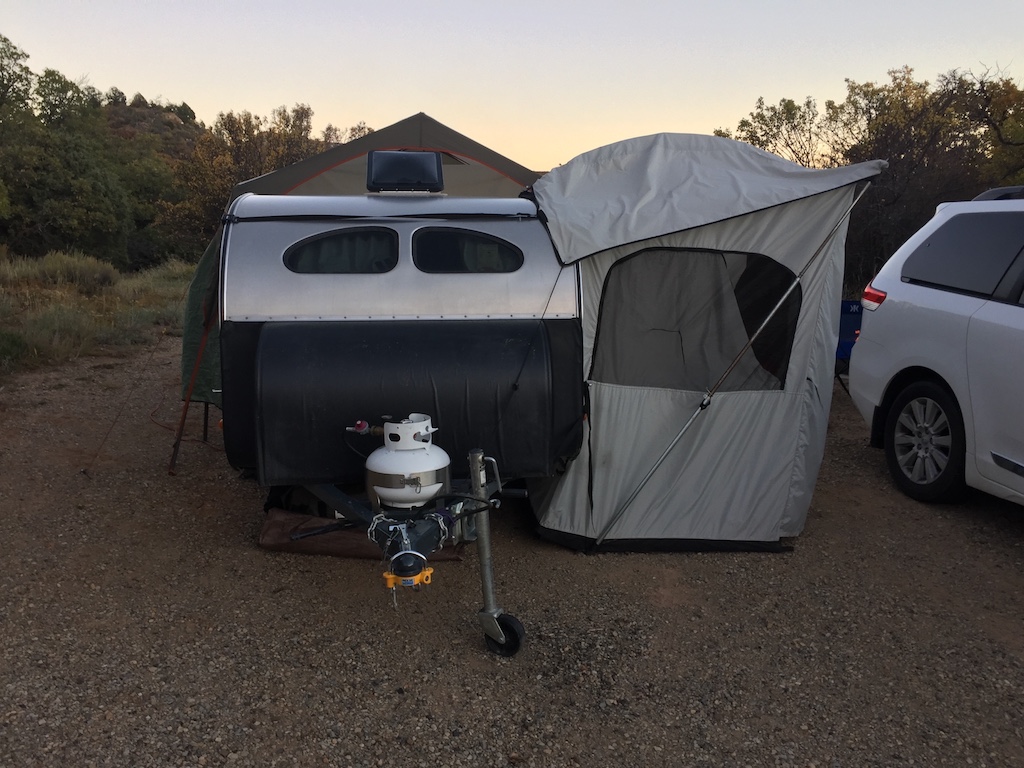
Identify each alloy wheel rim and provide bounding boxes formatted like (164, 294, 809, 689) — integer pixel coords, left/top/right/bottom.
(893, 396, 952, 485)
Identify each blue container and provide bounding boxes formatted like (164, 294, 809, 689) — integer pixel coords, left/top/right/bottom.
(836, 300, 862, 361)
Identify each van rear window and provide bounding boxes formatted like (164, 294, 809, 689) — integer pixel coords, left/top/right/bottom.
(901, 212, 1024, 297)
(413, 228, 524, 273)
(284, 228, 399, 274)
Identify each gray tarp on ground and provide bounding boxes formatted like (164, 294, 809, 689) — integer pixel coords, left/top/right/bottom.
(528, 134, 885, 546)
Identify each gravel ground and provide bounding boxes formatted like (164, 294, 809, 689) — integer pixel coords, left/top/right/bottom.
(2, 337, 1024, 767)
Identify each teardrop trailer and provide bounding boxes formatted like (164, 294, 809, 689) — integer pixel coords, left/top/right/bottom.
(214, 153, 582, 655)
(179, 134, 886, 656)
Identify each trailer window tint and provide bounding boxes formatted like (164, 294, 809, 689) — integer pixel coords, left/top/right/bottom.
(284, 228, 399, 274)
(413, 228, 524, 273)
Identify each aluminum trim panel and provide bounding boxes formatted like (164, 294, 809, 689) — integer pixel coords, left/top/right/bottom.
(222, 216, 578, 321)
(230, 192, 538, 220)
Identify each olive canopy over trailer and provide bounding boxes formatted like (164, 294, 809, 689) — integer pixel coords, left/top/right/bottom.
(179, 113, 543, 411)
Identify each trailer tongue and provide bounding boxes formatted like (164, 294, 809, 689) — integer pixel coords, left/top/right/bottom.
(294, 413, 526, 657)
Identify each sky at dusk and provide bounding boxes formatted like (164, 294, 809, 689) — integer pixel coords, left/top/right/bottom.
(5, 0, 1022, 171)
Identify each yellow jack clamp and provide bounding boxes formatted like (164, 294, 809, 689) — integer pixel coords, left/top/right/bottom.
(383, 567, 433, 589)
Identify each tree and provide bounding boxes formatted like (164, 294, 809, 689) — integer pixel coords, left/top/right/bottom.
(321, 123, 342, 145)
(720, 66, 1022, 293)
(323, 120, 374, 145)
(159, 105, 373, 257)
(717, 96, 831, 168)
(834, 68, 989, 287)
(961, 71, 1024, 186)
(0, 43, 201, 268)
(105, 86, 126, 106)
(169, 101, 196, 123)
(343, 121, 373, 142)
(267, 103, 320, 168)
(34, 68, 89, 125)
(0, 33, 374, 268)
(0, 34, 34, 132)
(0, 128, 131, 263)
(212, 109, 268, 180)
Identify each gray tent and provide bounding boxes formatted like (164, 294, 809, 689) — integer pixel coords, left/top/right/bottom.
(180, 113, 540, 407)
(527, 134, 885, 549)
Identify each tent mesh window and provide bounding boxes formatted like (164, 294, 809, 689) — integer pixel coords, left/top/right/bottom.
(413, 228, 524, 273)
(590, 248, 800, 391)
(283, 227, 399, 274)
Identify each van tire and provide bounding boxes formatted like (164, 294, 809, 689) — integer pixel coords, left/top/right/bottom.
(884, 381, 966, 503)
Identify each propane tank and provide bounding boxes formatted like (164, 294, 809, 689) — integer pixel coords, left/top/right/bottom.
(365, 413, 451, 511)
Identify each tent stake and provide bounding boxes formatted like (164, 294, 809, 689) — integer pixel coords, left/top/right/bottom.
(592, 183, 871, 547)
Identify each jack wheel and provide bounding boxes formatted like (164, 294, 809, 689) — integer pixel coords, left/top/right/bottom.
(485, 614, 525, 657)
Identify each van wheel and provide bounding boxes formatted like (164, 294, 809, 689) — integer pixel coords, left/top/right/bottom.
(884, 381, 966, 502)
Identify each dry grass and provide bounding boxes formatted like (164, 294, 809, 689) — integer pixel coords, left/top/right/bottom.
(0, 250, 192, 376)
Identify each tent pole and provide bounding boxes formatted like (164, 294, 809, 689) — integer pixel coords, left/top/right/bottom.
(592, 183, 871, 547)
(168, 308, 215, 475)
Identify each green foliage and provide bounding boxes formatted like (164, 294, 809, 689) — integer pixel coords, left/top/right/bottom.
(0, 248, 116, 293)
(0, 329, 28, 374)
(105, 86, 126, 105)
(169, 101, 195, 123)
(0, 37, 208, 270)
(34, 68, 89, 125)
(732, 96, 831, 168)
(0, 35, 373, 273)
(155, 131, 237, 258)
(0, 36, 379, 379)
(0, 126, 132, 264)
(21, 304, 97, 361)
(157, 103, 347, 255)
(322, 120, 375, 145)
(38, 250, 119, 293)
(0, 177, 10, 219)
(720, 66, 1024, 294)
(0, 34, 34, 129)
(966, 73, 1024, 186)
(0, 336, 11, 370)
(114, 258, 193, 306)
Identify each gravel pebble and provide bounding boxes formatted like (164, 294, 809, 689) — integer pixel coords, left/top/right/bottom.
(1, 340, 1023, 766)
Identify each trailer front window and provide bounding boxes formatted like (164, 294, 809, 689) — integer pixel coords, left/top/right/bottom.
(284, 228, 399, 274)
(413, 228, 524, 273)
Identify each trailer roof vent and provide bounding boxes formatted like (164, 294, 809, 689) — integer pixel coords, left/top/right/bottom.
(366, 150, 444, 193)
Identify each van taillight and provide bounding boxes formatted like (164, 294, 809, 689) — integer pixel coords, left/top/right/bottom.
(861, 284, 887, 311)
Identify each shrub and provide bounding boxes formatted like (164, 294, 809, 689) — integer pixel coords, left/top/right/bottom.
(0, 249, 119, 295)
(21, 305, 98, 362)
(0, 330, 28, 374)
(39, 250, 119, 295)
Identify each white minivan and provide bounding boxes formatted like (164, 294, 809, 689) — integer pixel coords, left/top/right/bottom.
(848, 187, 1024, 505)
